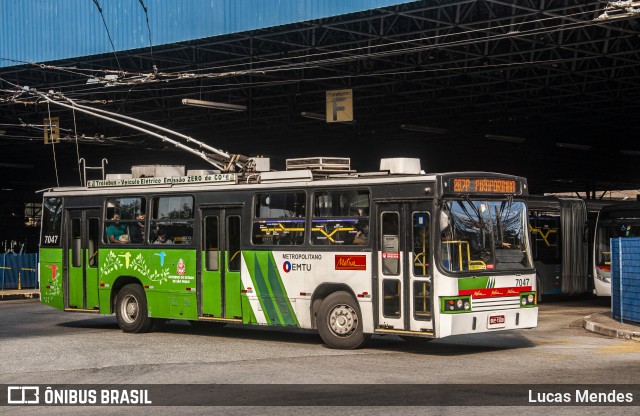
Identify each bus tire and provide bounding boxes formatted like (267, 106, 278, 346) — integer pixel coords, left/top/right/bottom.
(317, 291, 369, 349)
(115, 284, 153, 333)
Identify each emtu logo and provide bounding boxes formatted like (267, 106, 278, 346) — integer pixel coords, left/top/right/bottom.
(7, 386, 40, 404)
(282, 261, 292, 273)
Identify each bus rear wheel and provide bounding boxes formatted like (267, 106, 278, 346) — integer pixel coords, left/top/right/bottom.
(317, 291, 369, 349)
(116, 284, 153, 333)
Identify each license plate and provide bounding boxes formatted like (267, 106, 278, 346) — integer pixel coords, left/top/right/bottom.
(488, 314, 506, 329)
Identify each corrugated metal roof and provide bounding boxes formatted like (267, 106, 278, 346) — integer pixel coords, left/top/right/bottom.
(0, 0, 412, 67)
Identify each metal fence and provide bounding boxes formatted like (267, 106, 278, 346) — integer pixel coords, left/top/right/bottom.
(0, 253, 38, 290)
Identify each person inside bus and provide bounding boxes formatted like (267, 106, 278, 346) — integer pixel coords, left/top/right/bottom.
(154, 229, 173, 244)
(353, 221, 369, 245)
(129, 213, 145, 243)
(106, 213, 128, 244)
(468, 235, 492, 264)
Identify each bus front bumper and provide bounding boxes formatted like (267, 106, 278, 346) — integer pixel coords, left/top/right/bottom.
(439, 307, 538, 337)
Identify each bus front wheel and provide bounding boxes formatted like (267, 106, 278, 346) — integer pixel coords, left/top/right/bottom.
(317, 291, 369, 349)
(116, 284, 153, 333)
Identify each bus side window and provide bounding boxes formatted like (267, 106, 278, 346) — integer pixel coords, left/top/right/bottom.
(71, 218, 81, 267)
(88, 218, 99, 267)
(252, 192, 305, 246)
(150, 195, 194, 245)
(412, 212, 430, 276)
(381, 212, 400, 275)
(227, 216, 241, 272)
(104, 197, 146, 244)
(205, 216, 219, 271)
(311, 189, 370, 246)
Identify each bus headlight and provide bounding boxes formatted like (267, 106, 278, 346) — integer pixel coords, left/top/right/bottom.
(520, 292, 536, 307)
(441, 296, 472, 313)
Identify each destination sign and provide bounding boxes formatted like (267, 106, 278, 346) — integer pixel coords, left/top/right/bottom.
(448, 178, 520, 195)
(87, 173, 237, 188)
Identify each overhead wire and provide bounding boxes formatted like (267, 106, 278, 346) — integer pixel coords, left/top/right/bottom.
(58, 56, 587, 107)
(53, 10, 618, 101)
(25, 89, 249, 171)
(91, 0, 123, 74)
(2, 4, 608, 93)
(163, 6, 606, 76)
(45, 101, 60, 187)
(0, 2, 628, 113)
(71, 107, 83, 186)
(137, 0, 157, 73)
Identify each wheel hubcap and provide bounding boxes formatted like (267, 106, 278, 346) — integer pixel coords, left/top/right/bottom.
(328, 304, 358, 337)
(121, 294, 138, 324)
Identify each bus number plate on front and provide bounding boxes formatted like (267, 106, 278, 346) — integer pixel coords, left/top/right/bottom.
(488, 314, 506, 329)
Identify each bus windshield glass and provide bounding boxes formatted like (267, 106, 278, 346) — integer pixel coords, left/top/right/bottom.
(595, 220, 640, 271)
(439, 199, 532, 273)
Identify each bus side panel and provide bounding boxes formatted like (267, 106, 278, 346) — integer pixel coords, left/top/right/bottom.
(97, 248, 198, 320)
(297, 251, 374, 333)
(242, 251, 299, 327)
(241, 293, 258, 324)
(39, 248, 64, 311)
(241, 250, 373, 331)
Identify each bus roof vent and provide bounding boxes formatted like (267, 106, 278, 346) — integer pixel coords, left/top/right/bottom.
(105, 173, 132, 180)
(251, 157, 271, 172)
(380, 158, 422, 175)
(260, 170, 313, 183)
(187, 169, 221, 176)
(132, 165, 185, 178)
(286, 157, 351, 173)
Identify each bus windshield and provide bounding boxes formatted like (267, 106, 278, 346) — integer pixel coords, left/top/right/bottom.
(439, 199, 532, 272)
(595, 221, 640, 270)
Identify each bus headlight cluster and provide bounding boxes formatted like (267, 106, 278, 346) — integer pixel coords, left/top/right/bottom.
(520, 292, 536, 307)
(441, 296, 471, 313)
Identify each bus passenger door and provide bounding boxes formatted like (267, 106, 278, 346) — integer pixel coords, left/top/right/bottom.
(65, 209, 101, 311)
(377, 202, 433, 333)
(200, 207, 243, 320)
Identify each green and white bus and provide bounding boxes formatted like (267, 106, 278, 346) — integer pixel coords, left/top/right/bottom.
(39, 158, 537, 349)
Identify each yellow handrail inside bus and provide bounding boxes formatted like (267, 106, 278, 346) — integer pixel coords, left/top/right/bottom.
(442, 240, 487, 271)
(229, 251, 240, 264)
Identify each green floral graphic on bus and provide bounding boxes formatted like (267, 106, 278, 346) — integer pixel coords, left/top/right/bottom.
(130, 253, 170, 283)
(100, 250, 170, 284)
